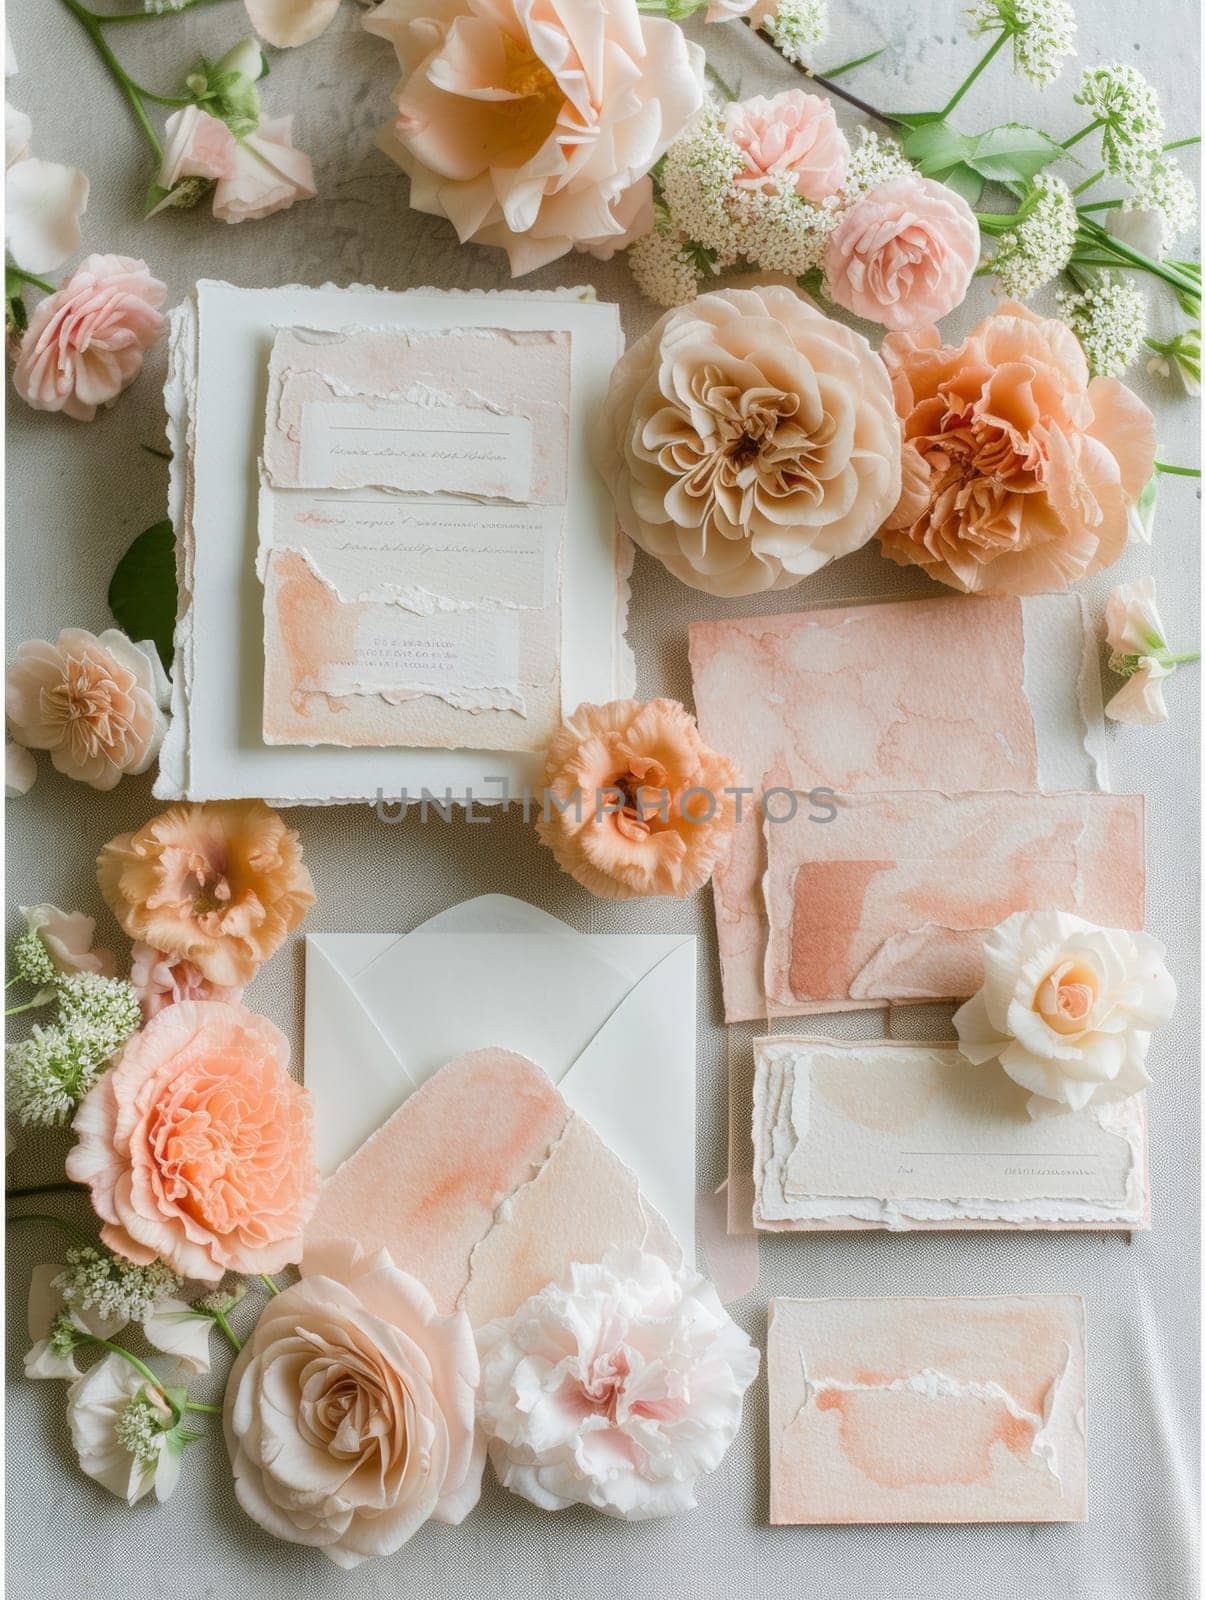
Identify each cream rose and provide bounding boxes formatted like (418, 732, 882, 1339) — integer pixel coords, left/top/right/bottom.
(365, 0, 705, 275)
(954, 911, 1177, 1116)
(225, 1242, 482, 1567)
(596, 285, 901, 596)
(477, 1248, 759, 1520)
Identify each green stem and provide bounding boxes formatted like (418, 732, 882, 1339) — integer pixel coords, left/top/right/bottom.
(6, 1181, 87, 1201)
(1078, 219, 1201, 297)
(1077, 199, 1124, 213)
(940, 30, 1008, 118)
(6, 995, 53, 1016)
(1162, 135, 1202, 153)
(1063, 117, 1106, 150)
(1155, 461, 1202, 477)
(823, 46, 887, 80)
(6, 1210, 94, 1247)
(184, 1399, 223, 1415)
(6, 264, 56, 294)
(746, 21, 900, 127)
(1154, 650, 1201, 666)
(56, 0, 163, 161)
(1073, 168, 1105, 197)
(259, 1274, 280, 1297)
(213, 1310, 242, 1353)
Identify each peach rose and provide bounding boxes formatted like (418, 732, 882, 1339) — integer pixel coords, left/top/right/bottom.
(823, 174, 980, 331)
(212, 116, 316, 223)
(535, 698, 743, 899)
(722, 90, 849, 200)
(130, 942, 244, 1022)
(97, 800, 316, 987)
(6, 628, 170, 789)
(13, 254, 165, 421)
(226, 1241, 482, 1567)
(596, 285, 901, 596)
(365, 0, 705, 275)
(880, 302, 1157, 595)
(65, 1000, 319, 1281)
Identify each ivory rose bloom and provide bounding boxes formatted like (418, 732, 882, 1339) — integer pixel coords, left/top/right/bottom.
(129, 942, 244, 1021)
(722, 90, 849, 199)
(477, 1249, 759, 1519)
(13, 255, 165, 421)
(365, 0, 705, 274)
(212, 117, 316, 224)
(597, 286, 901, 596)
(880, 302, 1157, 595)
(954, 911, 1177, 1117)
(66, 1000, 320, 1281)
(5, 628, 170, 789)
(97, 799, 315, 987)
(535, 698, 743, 900)
(226, 1241, 481, 1567)
(824, 174, 980, 331)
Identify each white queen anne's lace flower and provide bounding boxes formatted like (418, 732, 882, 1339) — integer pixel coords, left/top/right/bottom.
(1074, 63, 1165, 181)
(968, 0, 1077, 86)
(1057, 273, 1148, 378)
(627, 226, 705, 308)
(1123, 160, 1199, 258)
(758, 0, 828, 65)
(954, 911, 1176, 1116)
(990, 174, 1079, 299)
(477, 1248, 759, 1520)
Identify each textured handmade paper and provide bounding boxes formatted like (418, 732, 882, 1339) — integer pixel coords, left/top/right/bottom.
(752, 1036, 1146, 1231)
(762, 790, 1144, 1012)
(304, 1047, 681, 1326)
(768, 1295, 1087, 1524)
(687, 594, 1108, 1021)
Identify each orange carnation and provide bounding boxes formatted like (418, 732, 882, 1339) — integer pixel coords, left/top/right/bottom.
(535, 698, 743, 900)
(97, 800, 315, 988)
(879, 301, 1156, 595)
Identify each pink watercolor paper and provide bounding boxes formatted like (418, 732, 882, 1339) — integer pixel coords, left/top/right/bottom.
(768, 1295, 1087, 1524)
(687, 595, 1106, 1022)
(304, 1047, 681, 1327)
(762, 790, 1144, 1013)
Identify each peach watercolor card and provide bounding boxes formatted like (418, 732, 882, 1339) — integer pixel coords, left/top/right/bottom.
(258, 326, 570, 752)
(768, 1295, 1087, 1524)
(687, 594, 1109, 1022)
(761, 790, 1145, 1014)
(752, 1036, 1148, 1232)
(305, 1047, 681, 1328)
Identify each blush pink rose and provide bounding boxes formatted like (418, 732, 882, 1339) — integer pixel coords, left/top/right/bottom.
(824, 174, 981, 332)
(66, 1000, 319, 1282)
(212, 117, 315, 223)
(129, 942, 244, 1021)
(365, 0, 705, 275)
(13, 254, 166, 421)
(722, 90, 850, 200)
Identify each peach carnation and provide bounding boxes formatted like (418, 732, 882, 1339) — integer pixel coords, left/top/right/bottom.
(596, 285, 901, 596)
(880, 301, 1157, 595)
(97, 800, 315, 988)
(824, 175, 980, 331)
(364, 0, 704, 275)
(722, 90, 849, 200)
(13, 254, 165, 422)
(65, 1000, 319, 1281)
(130, 942, 244, 1022)
(535, 698, 743, 899)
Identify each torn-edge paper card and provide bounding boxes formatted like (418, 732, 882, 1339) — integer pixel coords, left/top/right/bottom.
(687, 593, 1110, 1022)
(157, 283, 630, 802)
(305, 1046, 683, 1328)
(768, 1295, 1087, 1524)
(752, 1036, 1147, 1231)
(762, 789, 1144, 1013)
(302, 894, 696, 1257)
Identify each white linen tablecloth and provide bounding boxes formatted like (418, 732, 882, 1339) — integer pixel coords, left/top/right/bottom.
(5, 3, 1200, 1596)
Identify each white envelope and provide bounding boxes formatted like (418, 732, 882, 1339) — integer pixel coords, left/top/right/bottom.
(304, 894, 697, 1256)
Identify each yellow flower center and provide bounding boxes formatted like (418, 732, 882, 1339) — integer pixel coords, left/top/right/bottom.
(497, 33, 563, 162)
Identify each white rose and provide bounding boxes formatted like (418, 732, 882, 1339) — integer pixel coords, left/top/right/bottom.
(224, 1241, 482, 1568)
(476, 1248, 759, 1521)
(954, 911, 1177, 1117)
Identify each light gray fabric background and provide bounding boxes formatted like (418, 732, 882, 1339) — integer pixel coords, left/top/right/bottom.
(5, 3, 1200, 1597)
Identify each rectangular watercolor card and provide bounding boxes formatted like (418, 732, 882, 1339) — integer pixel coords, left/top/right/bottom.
(767, 1295, 1087, 1524)
(752, 1036, 1147, 1231)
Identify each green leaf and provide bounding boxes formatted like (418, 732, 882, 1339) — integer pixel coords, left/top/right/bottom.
(939, 163, 986, 207)
(108, 520, 177, 672)
(966, 123, 1064, 184)
(900, 120, 976, 175)
(888, 110, 946, 129)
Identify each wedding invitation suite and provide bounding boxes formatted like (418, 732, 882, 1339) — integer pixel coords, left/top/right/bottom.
(752, 1037, 1147, 1231)
(687, 594, 1110, 1021)
(156, 283, 632, 802)
(767, 1295, 1087, 1524)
